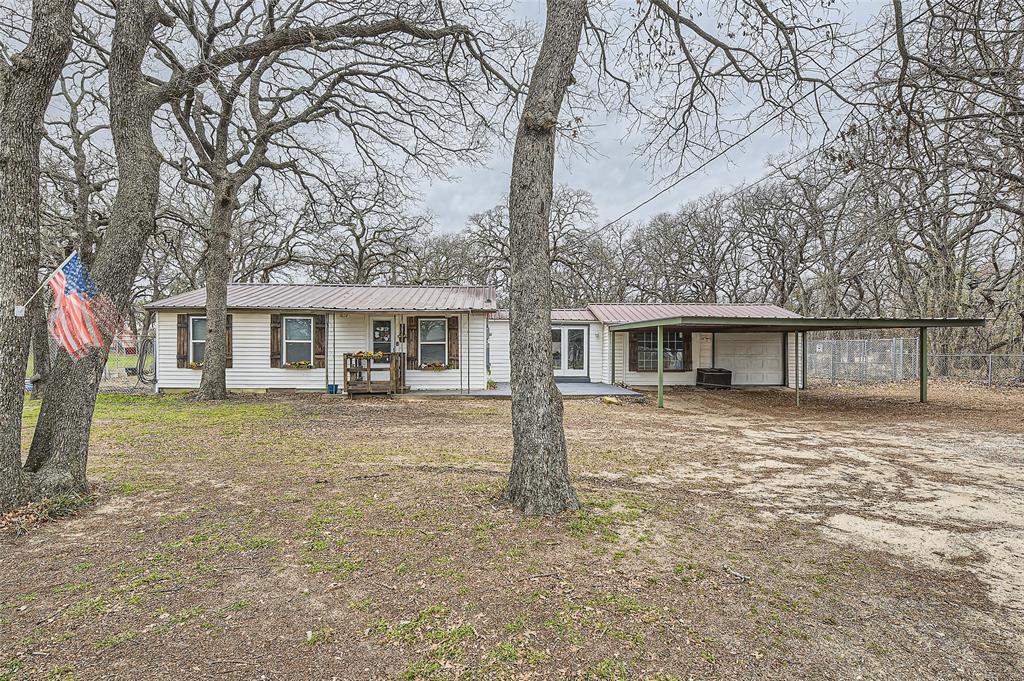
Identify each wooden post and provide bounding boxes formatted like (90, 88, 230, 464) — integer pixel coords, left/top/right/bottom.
(919, 326, 928, 403)
(343, 353, 349, 395)
(657, 324, 664, 408)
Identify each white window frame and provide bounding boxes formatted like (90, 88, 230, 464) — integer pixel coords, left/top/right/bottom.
(190, 315, 206, 365)
(418, 317, 448, 367)
(283, 315, 315, 366)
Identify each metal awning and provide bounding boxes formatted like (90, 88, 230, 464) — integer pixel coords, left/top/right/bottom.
(608, 315, 986, 332)
(607, 314, 986, 408)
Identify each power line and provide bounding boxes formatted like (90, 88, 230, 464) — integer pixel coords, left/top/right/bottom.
(601, 5, 928, 230)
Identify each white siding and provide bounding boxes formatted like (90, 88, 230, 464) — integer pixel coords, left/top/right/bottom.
(155, 310, 489, 392)
(155, 311, 327, 390)
(325, 313, 372, 389)
(611, 330, 705, 387)
(697, 333, 713, 367)
(587, 323, 604, 383)
(487, 319, 511, 383)
(786, 331, 805, 388)
(485, 320, 604, 384)
(404, 313, 487, 391)
(600, 325, 613, 384)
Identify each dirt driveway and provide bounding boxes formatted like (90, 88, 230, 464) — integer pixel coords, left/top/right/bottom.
(2, 383, 1022, 679)
(632, 385, 1024, 615)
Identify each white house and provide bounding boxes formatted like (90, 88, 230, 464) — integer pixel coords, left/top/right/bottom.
(146, 283, 982, 399)
(144, 283, 817, 394)
(488, 303, 805, 389)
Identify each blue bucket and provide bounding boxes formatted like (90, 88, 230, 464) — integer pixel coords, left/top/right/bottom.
(327, 384, 339, 394)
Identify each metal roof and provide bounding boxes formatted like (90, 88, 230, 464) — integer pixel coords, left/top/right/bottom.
(608, 315, 986, 332)
(145, 283, 499, 312)
(492, 308, 597, 322)
(589, 303, 799, 324)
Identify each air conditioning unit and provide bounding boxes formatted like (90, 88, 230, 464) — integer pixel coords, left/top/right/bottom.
(696, 367, 732, 389)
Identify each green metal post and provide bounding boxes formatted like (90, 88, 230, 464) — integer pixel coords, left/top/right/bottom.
(657, 324, 664, 408)
(919, 326, 928, 403)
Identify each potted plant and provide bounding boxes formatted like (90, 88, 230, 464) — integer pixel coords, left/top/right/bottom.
(188, 361, 203, 370)
(420, 362, 448, 371)
(284, 360, 312, 369)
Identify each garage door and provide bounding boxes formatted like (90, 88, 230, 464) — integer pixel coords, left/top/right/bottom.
(714, 332, 784, 385)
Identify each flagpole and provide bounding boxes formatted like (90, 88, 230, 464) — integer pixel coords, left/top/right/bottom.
(13, 250, 77, 317)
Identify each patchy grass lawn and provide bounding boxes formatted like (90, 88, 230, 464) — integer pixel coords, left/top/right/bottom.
(2, 384, 1022, 679)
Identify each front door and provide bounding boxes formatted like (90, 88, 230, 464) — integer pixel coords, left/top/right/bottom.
(370, 317, 393, 358)
(551, 326, 588, 378)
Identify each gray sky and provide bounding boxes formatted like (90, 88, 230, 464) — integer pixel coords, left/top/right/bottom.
(423, 0, 889, 232)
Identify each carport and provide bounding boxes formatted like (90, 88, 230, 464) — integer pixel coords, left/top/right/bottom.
(608, 315, 986, 408)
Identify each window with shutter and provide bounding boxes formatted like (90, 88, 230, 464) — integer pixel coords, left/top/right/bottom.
(313, 314, 326, 368)
(176, 314, 189, 368)
(270, 314, 282, 367)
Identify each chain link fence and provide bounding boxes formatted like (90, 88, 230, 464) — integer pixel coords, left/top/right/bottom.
(26, 333, 156, 396)
(98, 334, 156, 392)
(807, 337, 1024, 387)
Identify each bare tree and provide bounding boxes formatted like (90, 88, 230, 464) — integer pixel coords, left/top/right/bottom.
(150, 0, 521, 400)
(505, 0, 587, 516)
(28, 0, 521, 499)
(466, 185, 601, 306)
(392, 231, 474, 286)
(304, 179, 429, 285)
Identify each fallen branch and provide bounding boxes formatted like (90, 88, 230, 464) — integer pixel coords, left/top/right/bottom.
(723, 564, 751, 582)
(347, 473, 390, 481)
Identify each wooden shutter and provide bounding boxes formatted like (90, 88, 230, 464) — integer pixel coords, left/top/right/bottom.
(406, 316, 418, 369)
(270, 314, 282, 368)
(176, 314, 189, 368)
(628, 331, 639, 372)
(682, 331, 693, 371)
(447, 316, 460, 368)
(225, 314, 233, 369)
(313, 314, 326, 368)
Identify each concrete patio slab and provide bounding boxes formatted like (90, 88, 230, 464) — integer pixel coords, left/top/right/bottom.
(403, 381, 642, 399)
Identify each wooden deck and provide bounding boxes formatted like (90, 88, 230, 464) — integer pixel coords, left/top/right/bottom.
(343, 352, 408, 396)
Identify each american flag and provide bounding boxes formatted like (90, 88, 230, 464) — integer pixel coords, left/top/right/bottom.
(46, 252, 116, 360)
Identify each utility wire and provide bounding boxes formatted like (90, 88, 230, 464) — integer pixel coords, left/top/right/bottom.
(600, 5, 930, 230)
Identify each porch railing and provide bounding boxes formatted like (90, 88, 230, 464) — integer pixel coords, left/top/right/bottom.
(343, 352, 408, 395)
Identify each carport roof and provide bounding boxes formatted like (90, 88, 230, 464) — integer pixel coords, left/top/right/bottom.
(608, 315, 986, 332)
(589, 303, 796, 324)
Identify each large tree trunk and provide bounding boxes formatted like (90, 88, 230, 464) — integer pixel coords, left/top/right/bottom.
(196, 183, 235, 400)
(505, 0, 584, 516)
(0, 0, 75, 512)
(27, 0, 164, 497)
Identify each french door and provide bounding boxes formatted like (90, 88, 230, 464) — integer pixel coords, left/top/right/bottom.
(551, 326, 588, 377)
